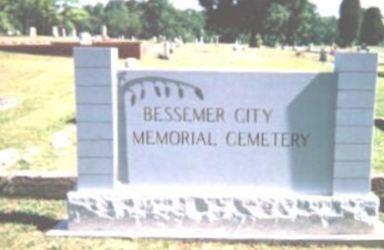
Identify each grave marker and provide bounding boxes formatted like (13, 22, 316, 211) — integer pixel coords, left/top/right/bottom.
(52, 26, 59, 38)
(29, 27, 37, 37)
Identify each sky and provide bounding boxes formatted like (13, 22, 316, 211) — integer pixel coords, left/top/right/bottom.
(79, 0, 384, 17)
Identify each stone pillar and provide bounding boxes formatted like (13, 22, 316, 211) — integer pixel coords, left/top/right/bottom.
(61, 28, 67, 37)
(333, 53, 378, 194)
(74, 48, 118, 189)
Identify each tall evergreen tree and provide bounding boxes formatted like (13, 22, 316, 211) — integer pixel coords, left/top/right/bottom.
(338, 0, 361, 47)
(360, 7, 384, 45)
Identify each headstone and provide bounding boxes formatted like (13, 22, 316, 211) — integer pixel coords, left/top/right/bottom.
(320, 48, 328, 62)
(169, 42, 175, 54)
(29, 27, 37, 37)
(61, 28, 67, 37)
(67, 47, 380, 238)
(79, 32, 92, 45)
(174, 37, 183, 47)
(101, 25, 108, 39)
(124, 57, 138, 68)
(158, 41, 171, 59)
(52, 26, 59, 38)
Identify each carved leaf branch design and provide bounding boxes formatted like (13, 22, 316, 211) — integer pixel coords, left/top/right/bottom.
(118, 74, 205, 106)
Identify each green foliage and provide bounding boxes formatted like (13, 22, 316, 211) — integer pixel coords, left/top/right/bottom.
(360, 7, 384, 45)
(9, 0, 58, 35)
(263, 3, 290, 46)
(338, 0, 361, 47)
(140, 0, 204, 41)
(103, 1, 142, 37)
(311, 17, 338, 45)
(60, 7, 90, 31)
(0, 0, 204, 40)
(200, 0, 338, 46)
(283, 0, 314, 45)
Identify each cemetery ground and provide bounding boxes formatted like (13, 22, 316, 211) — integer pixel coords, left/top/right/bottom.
(0, 43, 384, 249)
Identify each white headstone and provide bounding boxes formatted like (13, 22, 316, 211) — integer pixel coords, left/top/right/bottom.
(162, 41, 171, 59)
(101, 25, 108, 39)
(52, 26, 59, 38)
(29, 27, 37, 37)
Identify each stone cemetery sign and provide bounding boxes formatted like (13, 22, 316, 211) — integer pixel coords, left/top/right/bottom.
(68, 48, 380, 237)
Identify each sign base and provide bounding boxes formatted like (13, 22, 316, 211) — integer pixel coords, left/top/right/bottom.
(66, 187, 380, 235)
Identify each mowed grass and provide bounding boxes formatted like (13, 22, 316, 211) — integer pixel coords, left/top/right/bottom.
(0, 52, 76, 172)
(141, 44, 334, 71)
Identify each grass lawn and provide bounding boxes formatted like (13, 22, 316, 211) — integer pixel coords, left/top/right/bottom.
(0, 43, 384, 249)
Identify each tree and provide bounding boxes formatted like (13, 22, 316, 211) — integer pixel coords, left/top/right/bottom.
(338, 0, 361, 47)
(103, 0, 140, 37)
(0, 0, 15, 33)
(60, 7, 90, 32)
(83, 3, 105, 34)
(238, 0, 272, 47)
(10, 0, 58, 35)
(199, 0, 241, 43)
(360, 7, 384, 45)
(263, 3, 290, 46)
(199, 0, 273, 46)
(280, 0, 315, 46)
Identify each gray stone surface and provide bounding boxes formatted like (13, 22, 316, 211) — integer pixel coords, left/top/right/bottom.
(0, 148, 20, 171)
(118, 71, 337, 194)
(68, 189, 379, 234)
